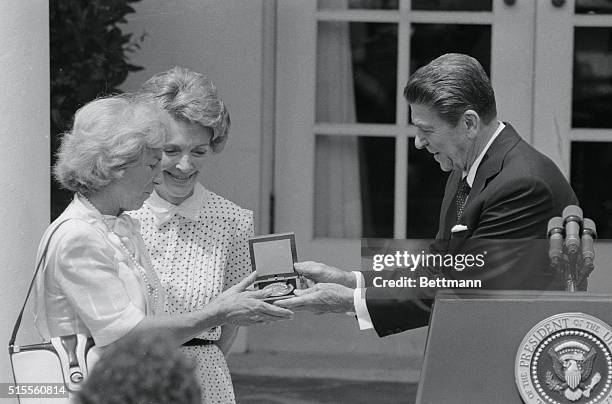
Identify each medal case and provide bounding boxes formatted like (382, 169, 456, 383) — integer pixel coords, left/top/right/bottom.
(248, 232, 299, 302)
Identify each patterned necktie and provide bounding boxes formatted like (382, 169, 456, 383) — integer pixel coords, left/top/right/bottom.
(455, 177, 471, 221)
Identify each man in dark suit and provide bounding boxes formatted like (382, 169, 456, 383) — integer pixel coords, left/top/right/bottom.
(276, 53, 578, 337)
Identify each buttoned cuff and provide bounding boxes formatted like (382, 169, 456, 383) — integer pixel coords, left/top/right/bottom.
(352, 272, 373, 330)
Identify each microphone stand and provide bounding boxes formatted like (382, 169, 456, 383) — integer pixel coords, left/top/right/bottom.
(576, 218, 597, 289)
(565, 251, 578, 292)
(548, 211, 596, 292)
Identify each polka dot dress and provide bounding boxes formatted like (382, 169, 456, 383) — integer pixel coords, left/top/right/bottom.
(130, 185, 253, 404)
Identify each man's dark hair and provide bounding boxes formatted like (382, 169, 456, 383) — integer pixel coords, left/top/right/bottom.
(404, 53, 497, 125)
(76, 332, 201, 404)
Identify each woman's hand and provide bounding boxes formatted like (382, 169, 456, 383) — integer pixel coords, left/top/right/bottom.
(211, 272, 294, 326)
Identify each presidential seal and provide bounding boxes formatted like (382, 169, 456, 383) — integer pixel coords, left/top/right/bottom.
(515, 313, 612, 404)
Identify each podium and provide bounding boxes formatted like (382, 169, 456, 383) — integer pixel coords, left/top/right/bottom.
(416, 290, 612, 404)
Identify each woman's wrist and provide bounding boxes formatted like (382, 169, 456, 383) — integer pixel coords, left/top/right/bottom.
(194, 300, 227, 329)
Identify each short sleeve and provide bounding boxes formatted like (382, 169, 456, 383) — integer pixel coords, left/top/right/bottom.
(223, 212, 254, 290)
(52, 223, 145, 346)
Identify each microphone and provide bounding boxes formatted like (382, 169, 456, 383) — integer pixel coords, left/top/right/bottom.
(547, 217, 564, 269)
(563, 205, 583, 256)
(581, 218, 597, 271)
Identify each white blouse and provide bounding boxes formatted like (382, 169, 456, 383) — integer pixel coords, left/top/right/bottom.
(34, 194, 164, 347)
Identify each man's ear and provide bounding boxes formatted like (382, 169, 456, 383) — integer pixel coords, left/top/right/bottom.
(463, 110, 480, 139)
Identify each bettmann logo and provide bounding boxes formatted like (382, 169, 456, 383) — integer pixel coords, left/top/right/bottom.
(515, 313, 612, 404)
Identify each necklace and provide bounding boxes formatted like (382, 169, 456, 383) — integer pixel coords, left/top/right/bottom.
(78, 194, 160, 312)
(111, 237, 160, 312)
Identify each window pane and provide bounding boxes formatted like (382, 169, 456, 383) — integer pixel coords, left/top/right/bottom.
(412, 0, 492, 11)
(573, 27, 612, 128)
(316, 22, 397, 124)
(576, 0, 612, 14)
(314, 135, 395, 238)
(318, 0, 398, 10)
(571, 141, 612, 238)
(406, 139, 447, 238)
(410, 24, 492, 76)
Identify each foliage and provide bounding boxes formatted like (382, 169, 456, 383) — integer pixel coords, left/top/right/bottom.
(50, 0, 145, 219)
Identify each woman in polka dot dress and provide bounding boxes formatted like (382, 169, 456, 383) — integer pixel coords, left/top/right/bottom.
(129, 67, 292, 403)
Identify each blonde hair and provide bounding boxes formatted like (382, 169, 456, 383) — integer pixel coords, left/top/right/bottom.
(141, 66, 230, 152)
(54, 94, 168, 195)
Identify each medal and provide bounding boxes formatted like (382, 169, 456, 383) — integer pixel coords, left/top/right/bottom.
(262, 282, 294, 297)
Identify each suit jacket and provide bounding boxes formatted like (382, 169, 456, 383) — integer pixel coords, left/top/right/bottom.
(361, 123, 578, 337)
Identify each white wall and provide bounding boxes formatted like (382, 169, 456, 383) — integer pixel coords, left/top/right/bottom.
(0, 0, 50, 395)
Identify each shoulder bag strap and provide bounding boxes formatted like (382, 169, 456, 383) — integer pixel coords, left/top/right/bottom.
(9, 219, 72, 351)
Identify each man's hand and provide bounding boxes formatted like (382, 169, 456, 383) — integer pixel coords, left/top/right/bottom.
(273, 283, 354, 314)
(294, 261, 356, 288)
(212, 272, 294, 326)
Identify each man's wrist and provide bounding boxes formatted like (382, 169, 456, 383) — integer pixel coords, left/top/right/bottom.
(340, 271, 357, 288)
(341, 285, 356, 312)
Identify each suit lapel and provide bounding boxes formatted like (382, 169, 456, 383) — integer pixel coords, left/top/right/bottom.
(437, 123, 522, 241)
(466, 123, 522, 204)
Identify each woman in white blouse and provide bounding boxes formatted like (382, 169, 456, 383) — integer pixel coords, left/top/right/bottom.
(129, 67, 265, 403)
(35, 94, 291, 366)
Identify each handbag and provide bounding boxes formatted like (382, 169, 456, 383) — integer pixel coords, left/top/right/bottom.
(8, 219, 96, 403)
